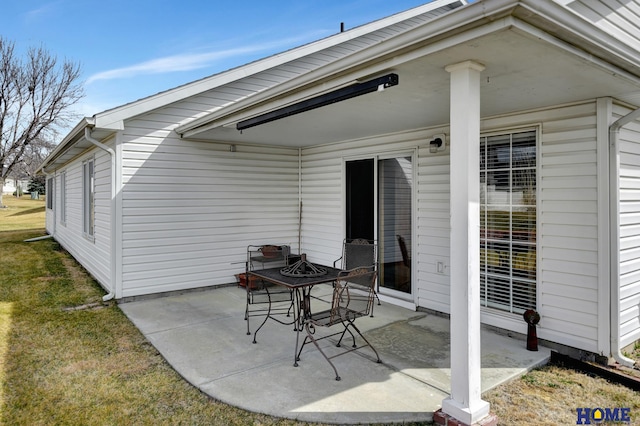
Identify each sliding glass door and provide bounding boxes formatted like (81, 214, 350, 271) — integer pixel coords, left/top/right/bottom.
(378, 156, 412, 294)
(345, 153, 413, 297)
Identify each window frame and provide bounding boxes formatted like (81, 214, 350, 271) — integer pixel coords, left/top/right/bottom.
(479, 128, 538, 315)
(82, 158, 95, 239)
(60, 171, 66, 225)
(46, 177, 54, 210)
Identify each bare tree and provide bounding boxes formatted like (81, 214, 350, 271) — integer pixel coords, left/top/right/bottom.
(17, 135, 57, 177)
(0, 37, 84, 207)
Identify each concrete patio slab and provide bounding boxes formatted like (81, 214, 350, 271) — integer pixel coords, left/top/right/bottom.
(119, 285, 550, 424)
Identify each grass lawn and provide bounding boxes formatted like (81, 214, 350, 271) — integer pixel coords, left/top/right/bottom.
(0, 195, 639, 425)
(0, 195, 46, 232)
(0, 197, 308, 425)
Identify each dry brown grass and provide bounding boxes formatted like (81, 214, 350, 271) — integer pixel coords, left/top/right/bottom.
(0, 195, 45, 231)
(484, 364, 640, 425)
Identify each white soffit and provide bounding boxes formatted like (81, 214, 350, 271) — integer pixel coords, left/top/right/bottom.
(182, 21, 640, 147)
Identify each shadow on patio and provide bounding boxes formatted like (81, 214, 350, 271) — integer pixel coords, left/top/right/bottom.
(119, 285, 550, 425)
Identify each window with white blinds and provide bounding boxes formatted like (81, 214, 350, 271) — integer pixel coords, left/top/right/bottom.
(83, 159, 95, 238)
(46, 177, 54, 210)
(480, 130, 537, 314)
(60, 171, 66, 225)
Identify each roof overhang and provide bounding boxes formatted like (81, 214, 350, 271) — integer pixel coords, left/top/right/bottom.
(39, 0, 640, 168)
(90, 0, 468, 131)
(38, 118, 118, 174)
(175, 0, 640, 147)
(40, 0, 467, 172)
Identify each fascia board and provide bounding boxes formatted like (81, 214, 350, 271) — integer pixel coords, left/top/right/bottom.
(92, 0, 465, 129)
(38, 117, 94, 172)
(92, 119, 124, 131)
(38, 118, 120, 173)
(518, 0, 640, 77)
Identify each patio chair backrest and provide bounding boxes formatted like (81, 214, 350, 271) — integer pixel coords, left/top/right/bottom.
(341, 238, 377, 270)
(329, 267, 377, 322)
(397, 234, 410, 268)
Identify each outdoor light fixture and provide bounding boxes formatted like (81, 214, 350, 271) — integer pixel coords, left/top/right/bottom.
(236, 73, 399, 131)
(429, 134, 446, 153)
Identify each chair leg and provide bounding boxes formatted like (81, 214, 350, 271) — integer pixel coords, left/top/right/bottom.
(347, 321, 382, 363)
(245, 299, 251, 335)
(251, 293, 273, 344)
(303, 322, 341, 381)
(296, 334, 309, 363)
(370, 291, 381, 317)
(287, 290, 294, 317)
(335, 322, 356, 348)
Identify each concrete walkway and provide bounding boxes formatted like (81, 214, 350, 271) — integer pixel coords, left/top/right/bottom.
(119, 285, 550, 425)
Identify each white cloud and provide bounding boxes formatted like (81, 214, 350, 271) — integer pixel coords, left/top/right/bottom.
(86, 33, 325, 85)
(25, 1, 62, 23)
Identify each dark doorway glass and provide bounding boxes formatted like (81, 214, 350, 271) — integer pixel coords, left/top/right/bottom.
(346, 159, 374, 241)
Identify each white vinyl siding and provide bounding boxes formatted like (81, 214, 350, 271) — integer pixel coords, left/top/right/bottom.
(416, 137, 451, 313)
(474, 102, 599, 352)
(538, 106, 599, 352)
(119, 117, 300, 297)
(93, 2, 467, 298)
(35, 0, 637, 360)
(49, 147, 112, 292)
(566, 0, 640, 53)
(423, 103, 598, 347)
(299, 131, 427, 268)
(614, 103, 640, 348)
(46, 98, 606, 354)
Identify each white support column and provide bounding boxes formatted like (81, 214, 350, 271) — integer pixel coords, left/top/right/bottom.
(442, 60, 490, 425)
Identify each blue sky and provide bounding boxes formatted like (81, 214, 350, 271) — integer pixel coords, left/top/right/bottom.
(1, 0, 444, 121)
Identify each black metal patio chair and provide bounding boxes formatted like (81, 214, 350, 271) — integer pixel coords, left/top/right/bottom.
(333, 238, 380, 312)
(396, 234, 411, 291)
(242, 245, 295, 343)
(296, 266, 381, 381)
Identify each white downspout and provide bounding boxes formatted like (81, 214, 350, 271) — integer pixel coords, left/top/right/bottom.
(51, 172, 56, 237)
(84, 128, 117, 302)
(608, 107, 640, 368)
(298, 148, 302, 254)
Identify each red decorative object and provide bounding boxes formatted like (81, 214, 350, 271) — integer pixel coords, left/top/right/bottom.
(260, 245, 279, 258)
(235, 273, 260, 289)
